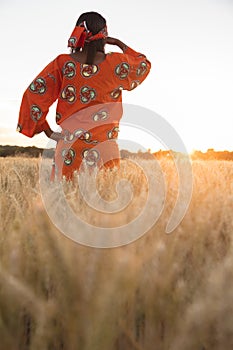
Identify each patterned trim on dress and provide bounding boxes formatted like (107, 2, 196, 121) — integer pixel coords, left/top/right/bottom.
(110, 86, 123, 99)
(81, 64, 99, 78)
(61, 148, 76, 166)
(107, 126, 119, 139)
(30, 105, 43, 122)
(47, 73, 56, 82)
(130, 80, 140, 90)
(115, 62, 130, 79)
(136, 62, 148, 76)
(82, 149, 100, 167)
(62, 61, 76, 79)
(92, 109, 109, 122)
(29, 78, 47, 94)
(63, 129, 99, 145)
(61, 85, 76, 104)
(80, 86, 96, 104)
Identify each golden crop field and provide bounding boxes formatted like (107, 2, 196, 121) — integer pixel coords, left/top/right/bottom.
(0, 156, 233, 350)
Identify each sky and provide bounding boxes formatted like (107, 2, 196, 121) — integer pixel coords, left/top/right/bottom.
(0, 0, 233, 152)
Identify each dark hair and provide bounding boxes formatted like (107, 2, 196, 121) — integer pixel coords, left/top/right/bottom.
(75, 11, 106, 65)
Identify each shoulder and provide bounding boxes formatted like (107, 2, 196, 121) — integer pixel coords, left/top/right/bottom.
(107, 50, 127, 57)
(48, 54, 78, 73)
(55, 53, 71, 60)
(106, 51, 130, 65)
(53, 53, 73, 64)
(50, 54, 76, 66)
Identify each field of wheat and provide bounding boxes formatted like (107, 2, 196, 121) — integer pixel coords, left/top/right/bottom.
(0, 156, 233, 350)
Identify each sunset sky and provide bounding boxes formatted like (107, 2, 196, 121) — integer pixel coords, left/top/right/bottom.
(0, 0, 233, 152)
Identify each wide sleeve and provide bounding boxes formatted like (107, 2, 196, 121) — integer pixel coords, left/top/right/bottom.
(114, 46, 151, 91)
(17, 57, 62, 138)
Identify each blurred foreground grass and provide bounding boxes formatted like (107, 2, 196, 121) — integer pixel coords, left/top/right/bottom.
(0, 157, 233, 350)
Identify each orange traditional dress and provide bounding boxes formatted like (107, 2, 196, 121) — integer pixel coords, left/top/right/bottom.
(18, 46, 151, 179)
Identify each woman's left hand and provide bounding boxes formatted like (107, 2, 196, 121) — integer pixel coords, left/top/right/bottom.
(44, 128, 64, 141)
(50, 132, 64, 142)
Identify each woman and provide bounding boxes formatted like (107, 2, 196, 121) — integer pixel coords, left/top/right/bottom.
(17, 11, 151, 179)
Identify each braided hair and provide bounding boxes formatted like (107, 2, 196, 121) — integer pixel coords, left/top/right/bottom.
(75, 11, 107, 65)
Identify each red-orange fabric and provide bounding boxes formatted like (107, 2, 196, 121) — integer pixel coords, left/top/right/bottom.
(18, 47, 151, 179)
(68, 26, 87, 49)
(87, 32, 106, 42)
(68, 25, 108, 49)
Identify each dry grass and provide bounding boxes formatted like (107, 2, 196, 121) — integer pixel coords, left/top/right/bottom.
(0, 156, 233, 350)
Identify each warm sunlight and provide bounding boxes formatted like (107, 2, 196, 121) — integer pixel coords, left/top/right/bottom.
(0, 0, 233, 152)
(1, 2, 233, 349)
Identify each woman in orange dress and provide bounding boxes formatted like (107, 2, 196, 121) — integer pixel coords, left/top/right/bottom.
(17, 11, 151, 180)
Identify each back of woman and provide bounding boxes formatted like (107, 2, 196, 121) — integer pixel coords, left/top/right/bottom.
(17, 11, 151, 180)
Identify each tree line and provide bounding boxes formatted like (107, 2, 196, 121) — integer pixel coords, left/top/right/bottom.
(0, 145, 54, 158)
(0, 145, 233, 160)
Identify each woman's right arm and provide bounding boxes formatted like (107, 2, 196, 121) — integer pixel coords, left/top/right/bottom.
(106, 37, 128, 52)
(17, 57, 62, 138)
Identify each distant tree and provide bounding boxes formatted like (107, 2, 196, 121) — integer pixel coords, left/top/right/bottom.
(0, 145, 54, 158)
